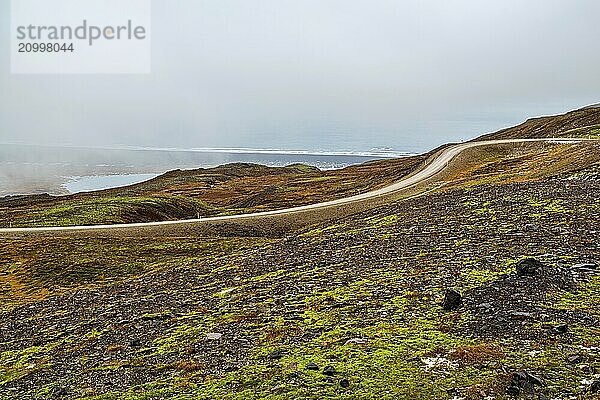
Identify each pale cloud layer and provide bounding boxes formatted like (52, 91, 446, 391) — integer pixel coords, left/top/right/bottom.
(0, 0, 599, 151)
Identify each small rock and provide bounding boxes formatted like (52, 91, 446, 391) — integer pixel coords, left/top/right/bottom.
(510, 311, 533, 321)
(340, 378, 350, 388)
(515, 258, 545, 276)
(526, 373, 544, 387)
(287, 372, 300, 380)
(506, 385, 520, 396)
(345, 338, 368, 345)
(323, 365, 336, 376)
(567, 354, 582, 364)
(206, 333, 222, 340)
(507, 371, 544, 395)
(524, 224, 539, 232)
(571, 262, 598, 271)
(552, 324, 568, 334)
(442, 289, 462, 311)
(52, 387, 68, 398)
(223, 365, 237, 372)
(129, 339, 141, 348)
(580, 364, 592, 374)
(590, 380, 600, 393)
(306, 362, 319, 371)
(268, 350, 284, 360)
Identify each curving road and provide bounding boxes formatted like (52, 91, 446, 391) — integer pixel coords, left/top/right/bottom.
(0, 137, 596, 234)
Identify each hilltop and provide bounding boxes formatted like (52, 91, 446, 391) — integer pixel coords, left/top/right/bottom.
(478, 105, 600, 141)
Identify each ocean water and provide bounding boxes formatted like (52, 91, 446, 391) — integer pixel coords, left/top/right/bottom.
(64, 174, 162, 194)
(0, 144, 408, 195)
(1, 100, 595, 196)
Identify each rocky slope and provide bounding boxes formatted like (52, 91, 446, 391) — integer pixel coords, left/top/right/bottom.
(0, 107, 599, 399)
(0, 159, 599, 399)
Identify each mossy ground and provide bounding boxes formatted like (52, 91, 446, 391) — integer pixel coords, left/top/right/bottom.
(0, 169, 598, 398)
(1, 196, 218, 228)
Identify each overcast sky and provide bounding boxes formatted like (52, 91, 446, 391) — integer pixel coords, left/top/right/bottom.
(1, 0, 599, 152)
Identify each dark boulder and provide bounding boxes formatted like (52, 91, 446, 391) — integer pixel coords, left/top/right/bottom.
(442, 289, 462, 311)
(507, 371, 544, 396)
(268, 350, 284, 360)
(306, 362, 319, 371)
(323, 365, 336, 376)
(506, 385, 521, 396)
(52, 387, 69, 398)
(515, 258, 545, 276)
(552, 324, 568, 334)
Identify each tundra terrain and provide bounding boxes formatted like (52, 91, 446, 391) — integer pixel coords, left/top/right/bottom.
(0, 107, 599, 399)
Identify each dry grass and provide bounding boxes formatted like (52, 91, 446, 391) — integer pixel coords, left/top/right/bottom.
(449, 343, 505, 364)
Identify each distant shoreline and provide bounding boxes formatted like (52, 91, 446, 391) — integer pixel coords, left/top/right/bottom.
(1, 145, 413, 197)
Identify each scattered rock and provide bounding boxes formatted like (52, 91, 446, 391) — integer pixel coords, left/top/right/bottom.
(51, 387, 68, 398)
(287, 371, 300, 380)
(345, 338, 368, 345)
(507, 371, 544, 396)
(589, 380, 600, 393)
(509, 311, 533, 321)
(571, 262, 598, 271)
(524, 223, 539, 232)
(340, 378, 350, 388)
(552, 324, 568, 334)
(570, 262, 599, 275)
(442, 289, 462, 311)
(306, 362, 319, 371)
(567, 354, 582, 364)
(323, 365, 336, 376)
(580, 364, 593, 374)
(268, 350, 284, 360)
(506, 385, 520, 396)
(526, 373, 544, 387)
(515, 258, 545, 276)
(206, 333, 222, 340)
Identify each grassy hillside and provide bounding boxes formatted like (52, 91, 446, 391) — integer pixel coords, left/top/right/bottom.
(478, 105, 600, 140)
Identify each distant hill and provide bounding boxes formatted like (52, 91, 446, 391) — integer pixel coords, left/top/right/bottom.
(478, 104, 600, 140)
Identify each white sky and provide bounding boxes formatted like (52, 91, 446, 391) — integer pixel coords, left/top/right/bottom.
(1, 0, 599, 151)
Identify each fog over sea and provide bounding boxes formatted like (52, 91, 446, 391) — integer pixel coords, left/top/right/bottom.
(2, 1, 600, 196)
(0, 99, 597, 196)
(0, 143, 410, 196)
